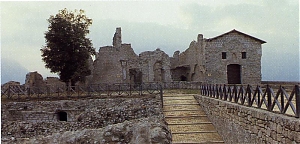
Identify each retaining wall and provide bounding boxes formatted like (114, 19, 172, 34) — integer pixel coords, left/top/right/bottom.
(194, 95, 300, 144)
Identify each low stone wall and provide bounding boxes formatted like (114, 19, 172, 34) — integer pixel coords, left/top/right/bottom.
(194, 95, 300, 144)
(1, 95, 171, 143)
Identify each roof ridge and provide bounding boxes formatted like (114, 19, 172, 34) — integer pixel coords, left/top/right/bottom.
(207, 29, 266, 44)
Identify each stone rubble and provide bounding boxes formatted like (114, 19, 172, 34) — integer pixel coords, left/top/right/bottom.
(1, 95, 171, 143)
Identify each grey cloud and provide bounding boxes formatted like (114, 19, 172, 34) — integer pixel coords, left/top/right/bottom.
(1, 1, 298, 83)
(1, 58, 29, 84)
(89, 19, 197, 56)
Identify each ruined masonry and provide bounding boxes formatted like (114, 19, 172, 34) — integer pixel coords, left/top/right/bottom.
(90, 27, 265, 85)
(20, 27, 265, 86)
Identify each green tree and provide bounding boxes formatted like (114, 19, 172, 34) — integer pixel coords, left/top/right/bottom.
(41, 8, 96, 86)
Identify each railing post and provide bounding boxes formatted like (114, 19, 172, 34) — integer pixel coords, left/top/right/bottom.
(280, 86, 284, 114)
(247, 85, 251, 106)
(234, 85, 238, 103)
(267, 85, 272, 111)
(47, 86, 50, 97)
(224, 84, 228, 101)
(295, 85, 300, 118)
(139, 83, 143, 95)
(129, 83, 132, 96)
(160, 84, 163, 108)
(257, 85, 261, 106)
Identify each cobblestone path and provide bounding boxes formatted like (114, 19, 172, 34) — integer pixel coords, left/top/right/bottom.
(163, 94, 224, 143)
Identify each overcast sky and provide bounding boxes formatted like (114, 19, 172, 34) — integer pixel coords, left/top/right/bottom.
(1, 0, 299, 84)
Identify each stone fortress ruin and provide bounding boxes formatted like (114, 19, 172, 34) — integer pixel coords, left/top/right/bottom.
(88, 27, 265, 85)
(2, 27, 266, 89)
(4, 28, 300, 144)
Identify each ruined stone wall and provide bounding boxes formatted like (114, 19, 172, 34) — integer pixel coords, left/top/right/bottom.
(139, 48, 172, 83)
(91, 28, 264, 84)
(173, 34, 206, 82)
(1, 95, 171, 143)
(25, 72, 46, 88)
(92, 44, 138, 84)
(205, 32, 262, 84)
(195, 95, 300, 144)
(44, 77, 65, 86)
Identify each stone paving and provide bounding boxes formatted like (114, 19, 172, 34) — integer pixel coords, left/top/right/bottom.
(163, 94, 224, 143)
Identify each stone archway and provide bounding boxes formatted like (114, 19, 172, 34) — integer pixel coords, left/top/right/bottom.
(227, 64, 241, 84)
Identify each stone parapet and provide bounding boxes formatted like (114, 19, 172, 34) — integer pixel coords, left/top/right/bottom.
(194, 95, 300, 143)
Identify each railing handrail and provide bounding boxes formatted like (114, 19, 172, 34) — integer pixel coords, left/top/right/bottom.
(2, 82, 299, 118)
(200, 83, 300, 118)
(1, 83, 164, 103)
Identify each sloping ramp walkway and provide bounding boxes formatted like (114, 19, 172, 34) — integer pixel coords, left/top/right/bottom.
(163, 94, 224, 144)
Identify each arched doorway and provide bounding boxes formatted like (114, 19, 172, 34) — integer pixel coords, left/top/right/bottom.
(129, 69, 142, 84)
(227, 64, 241, 84)
(57, 111, 68, 121)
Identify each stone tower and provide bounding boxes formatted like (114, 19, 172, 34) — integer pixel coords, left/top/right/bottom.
(112, 27, 122, 48)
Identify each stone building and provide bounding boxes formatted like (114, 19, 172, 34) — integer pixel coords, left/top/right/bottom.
(90, 28, 265, 84)
(204, 30, 266, 84)
(172, 29, 266, 84)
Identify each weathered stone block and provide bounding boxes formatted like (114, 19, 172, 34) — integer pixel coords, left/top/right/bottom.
(295, 132, 300, 143)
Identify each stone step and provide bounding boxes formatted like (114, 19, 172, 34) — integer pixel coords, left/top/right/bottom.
(163, 104, 200, 106)
(163, 105, 201, 111)
(164, 110, 206, 117)
(163, 94, 195, 97)
(172, 133, 224, 144)
(163, 99, 199, 105)
(163, 96, 194, 100)
(168, 123, 217, 133)
(165, 117, 211, 124)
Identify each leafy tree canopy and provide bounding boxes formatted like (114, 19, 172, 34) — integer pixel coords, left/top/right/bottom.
(41, 8, 96, 86)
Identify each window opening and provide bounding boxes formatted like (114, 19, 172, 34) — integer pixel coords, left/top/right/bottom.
(57, 111, 67, 121)
(242, 52, 246, 59)
(222, 52, 227, 59)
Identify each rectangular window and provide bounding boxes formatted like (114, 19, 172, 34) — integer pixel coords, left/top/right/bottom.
(242, 52, 246, 59)
(222, 52, 226, 59)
